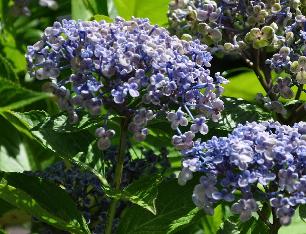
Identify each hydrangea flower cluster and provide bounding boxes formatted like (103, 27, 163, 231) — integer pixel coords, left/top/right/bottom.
(168, 0, 303, 52)
(29, 149, 170, 233)
(26, 17, 227, 150)
(168, 0, 306, 122)
(179, 121, 306, 226)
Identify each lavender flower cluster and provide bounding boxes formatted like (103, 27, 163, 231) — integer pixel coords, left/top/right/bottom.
(179, 121, 306, 225)
(168, 0, 303, 52)
(168, 0, 306, 119)
(26, 17, 227, 150)
(29, 149, 170, 234)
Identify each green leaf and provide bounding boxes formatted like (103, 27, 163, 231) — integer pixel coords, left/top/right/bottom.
(250, 218, 269, 234)
(0, 54, 19, 83)
(168, 208, 200, 233)
(0, 116, 32, 172)
(71, 0, 93, 20)
(1, 110, 95, 158)
(92, 14, 113, 22)
(121, 174, 163, 215)
(217, 216, 240, 234)
(117, 178, 201, 234)
(0, 78, 50, 113)
(0, 31, 26, 72)
(207, 97, 272, 137)
(72, 141, 109, 187)
(223, 70, 266, 102)
(0, 172, 90, 234)
(201, 205, 224, 234)
(110, 0, 169, 26)
(82, 0, 108, 15)
(72, 0, 108, 20)
(299, 204, 306, 222)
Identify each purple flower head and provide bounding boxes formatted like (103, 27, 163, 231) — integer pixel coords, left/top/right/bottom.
(180, 121, 306, 224)
(27, 17, 227, 150)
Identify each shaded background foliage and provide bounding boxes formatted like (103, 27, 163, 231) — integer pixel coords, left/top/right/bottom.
(0, 0, 305, 234)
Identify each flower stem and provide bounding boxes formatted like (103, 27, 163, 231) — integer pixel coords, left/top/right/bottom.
(270, 207, 281, 234)
(104, 117, 129, 234)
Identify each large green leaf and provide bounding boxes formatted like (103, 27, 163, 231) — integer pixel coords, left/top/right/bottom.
(117, 178, 201, 234)
(0, 172, 90, 234)
(223, 70, 265, 102)
(1, 110, 95, 158)
(0, 78, 50, 113)
(110, 0, 169, 26)
(0, 31, 26, 72)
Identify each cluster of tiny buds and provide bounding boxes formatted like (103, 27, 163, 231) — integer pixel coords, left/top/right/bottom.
(128, 108, 155, 142)
(95, 127, 115, 150)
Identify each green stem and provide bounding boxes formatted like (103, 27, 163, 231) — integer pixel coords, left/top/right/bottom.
(104, 118, 129, 234)
(270, 208, 281, 234)
(257, 203, 271, 228)
(295, 84, 303, 100)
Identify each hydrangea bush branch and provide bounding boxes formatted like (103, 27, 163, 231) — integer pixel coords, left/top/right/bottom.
(26, 17, 227, 233)
(168, 0, 306, 124)
(179, 121, 306, 232)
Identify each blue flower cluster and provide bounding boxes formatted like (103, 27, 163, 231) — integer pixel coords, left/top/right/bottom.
(168, 0, 306, 119)
(26, 17, 227, 150)
(29, 148, 170, 233)
(179, 121, 306, 225)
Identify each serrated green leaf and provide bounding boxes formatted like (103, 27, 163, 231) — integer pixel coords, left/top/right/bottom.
(0, 78, 50, 113)
(0, 172, 90, 234)
(168, 208, 200, 234)
(110, 0, 169, 26)
(117, 178, 201, 234)
(121, 174, 163, 215)
(1, 110, 95, 158)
